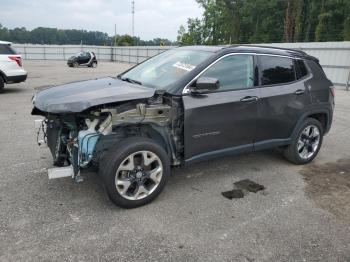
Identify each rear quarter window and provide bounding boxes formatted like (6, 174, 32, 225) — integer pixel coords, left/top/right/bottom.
(295, 59, 308, 79)
(0, 44, 17, 55)
(259, 56, 296, 86)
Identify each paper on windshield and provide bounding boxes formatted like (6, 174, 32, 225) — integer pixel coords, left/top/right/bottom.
(172, 61, 196, 72)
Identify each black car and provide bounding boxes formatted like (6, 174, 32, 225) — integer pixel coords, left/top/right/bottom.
(32, 45, 334, 208)
(67, 51, 97, 68)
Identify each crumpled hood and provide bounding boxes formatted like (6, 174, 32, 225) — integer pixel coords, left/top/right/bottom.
(32, 77, 155, 113)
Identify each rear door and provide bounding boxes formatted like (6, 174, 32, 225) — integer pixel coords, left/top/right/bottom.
(183, 54, 259, 162)
(255, 55, 311, 147)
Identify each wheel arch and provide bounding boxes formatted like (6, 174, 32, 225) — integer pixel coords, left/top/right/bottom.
(308, 112, 328, 132)
(93, 124, 176, 166)
(139, 124, 173, 155)
(291, 109, 330, 139)
(0, 69, 7, 83)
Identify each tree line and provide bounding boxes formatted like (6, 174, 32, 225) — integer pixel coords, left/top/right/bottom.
(177, 0, 350, 45)
(0, 24, 174, 46)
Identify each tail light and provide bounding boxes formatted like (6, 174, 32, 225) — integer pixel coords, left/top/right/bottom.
(8, 56, 22, 67)
(330, 86, 335, 97)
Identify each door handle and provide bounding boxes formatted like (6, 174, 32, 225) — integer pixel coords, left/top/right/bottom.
(294, 89, 305, 95)
(240, 96, 259, 102)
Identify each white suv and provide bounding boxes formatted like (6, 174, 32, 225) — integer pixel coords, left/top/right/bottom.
(0, 41, 27, 93)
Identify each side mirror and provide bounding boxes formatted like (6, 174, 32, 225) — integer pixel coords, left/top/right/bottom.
(191, 77, 219, 94)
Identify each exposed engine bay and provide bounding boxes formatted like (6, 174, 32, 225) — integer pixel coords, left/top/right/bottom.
(34, 92, 184, 180)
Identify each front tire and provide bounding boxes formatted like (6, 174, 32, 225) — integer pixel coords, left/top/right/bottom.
(0, 76, 4, 93)
(99, 137, 170, 208)
(284, 118, 323, 165)
(73, 62, 79, 68)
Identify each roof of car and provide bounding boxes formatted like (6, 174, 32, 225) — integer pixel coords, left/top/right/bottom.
(178, 44, 315, 60)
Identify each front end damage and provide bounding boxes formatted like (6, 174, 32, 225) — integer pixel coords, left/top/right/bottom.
(33, 93, 183, 181)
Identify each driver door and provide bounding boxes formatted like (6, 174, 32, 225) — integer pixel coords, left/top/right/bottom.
(79, 52, 90, 64)
(182, 54, 258, 163)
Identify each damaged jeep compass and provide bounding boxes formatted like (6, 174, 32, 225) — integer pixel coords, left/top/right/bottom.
(32, 46, 334, 208)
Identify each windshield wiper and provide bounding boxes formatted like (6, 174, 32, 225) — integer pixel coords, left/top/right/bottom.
(119, 76, 142, 86)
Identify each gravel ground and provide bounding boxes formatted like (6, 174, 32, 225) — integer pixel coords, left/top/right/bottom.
(0, 60, 350, 262)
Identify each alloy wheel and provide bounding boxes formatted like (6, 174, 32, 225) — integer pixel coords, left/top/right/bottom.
(297, 124, 321, 160)
(115, 151, 163, 200)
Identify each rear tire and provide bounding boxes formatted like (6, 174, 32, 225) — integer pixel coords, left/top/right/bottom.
(91, 61, 97, 68)
(284, 118, 323, 165)
(0, 76, 4, 93)
(99, 137, 170, 208)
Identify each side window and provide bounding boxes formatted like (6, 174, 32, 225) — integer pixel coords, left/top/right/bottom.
(200, 55, 254, 91)
(295, 59, 308, 79)
(259, 56, 296, 85)
(0, 44, 17, 55)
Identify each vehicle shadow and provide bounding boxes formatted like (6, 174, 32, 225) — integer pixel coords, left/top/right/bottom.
(171, 148, 287, 179)
(1, 87, 26, 94)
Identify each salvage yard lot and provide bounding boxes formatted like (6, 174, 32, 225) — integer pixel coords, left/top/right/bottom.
(1, 60, 350, 261)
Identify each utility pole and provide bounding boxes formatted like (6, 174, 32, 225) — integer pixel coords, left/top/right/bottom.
(132, 0, 135, 37)
(114, 24, 117, 46)
(80, 29, 83, 51)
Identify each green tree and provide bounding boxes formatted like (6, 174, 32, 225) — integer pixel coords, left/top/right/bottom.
(177, 25, 187, 44)
(241, 0, 285, 43)
(178, 0, 350, 45)
(344, 16, 350, 40)
(116, 35, 134, 46)
(0, 24, 175, 46)
(0, 24, 10, 41)
(315, 12, 331, 41)
(177, 18, 204, 45)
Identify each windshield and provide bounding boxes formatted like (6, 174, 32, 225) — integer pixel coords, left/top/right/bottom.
(119, 49, 212, 89)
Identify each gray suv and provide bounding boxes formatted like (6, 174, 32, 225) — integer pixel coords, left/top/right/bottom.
(32, 45, 334, 208)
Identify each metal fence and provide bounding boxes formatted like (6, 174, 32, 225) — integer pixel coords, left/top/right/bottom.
(13, 42, 350, 90)
(12, 44, 173, 64)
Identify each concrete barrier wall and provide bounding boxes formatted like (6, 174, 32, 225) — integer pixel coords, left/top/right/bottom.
(12, 44, 173, 64)
(12, 42, 350, 90)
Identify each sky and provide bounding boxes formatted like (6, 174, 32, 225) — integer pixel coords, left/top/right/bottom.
(0, 0, 203, 40)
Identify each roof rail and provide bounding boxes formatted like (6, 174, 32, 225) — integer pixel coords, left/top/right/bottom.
(225, 44, 308, 55)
